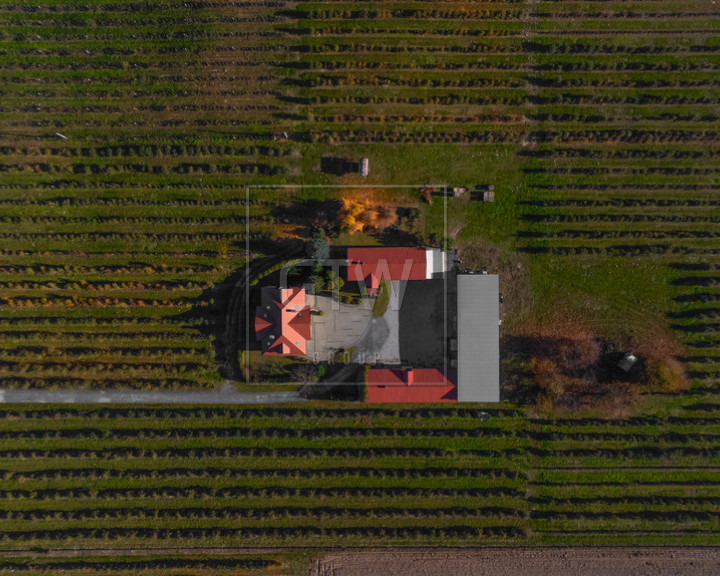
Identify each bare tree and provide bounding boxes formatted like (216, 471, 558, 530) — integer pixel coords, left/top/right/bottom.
(292, 364, 319, 386)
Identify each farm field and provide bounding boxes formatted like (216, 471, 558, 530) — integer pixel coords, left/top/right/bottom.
(1, 404, 720, 551)
(1, 0, 720, 572)
(1, 0, 718, 391)
(309, 549, 720, 576)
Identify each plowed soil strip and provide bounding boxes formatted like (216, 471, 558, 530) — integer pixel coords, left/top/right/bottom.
(310, 548, 720, 576)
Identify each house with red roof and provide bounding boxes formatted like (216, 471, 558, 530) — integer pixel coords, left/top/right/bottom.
(347, 247, 447, 293)
(366, 368, 457, 403)
(250, 246, 500, 403)
(254, 286, 311, 356)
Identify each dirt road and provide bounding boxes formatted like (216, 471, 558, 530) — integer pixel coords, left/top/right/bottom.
(310, 548, 720, 576)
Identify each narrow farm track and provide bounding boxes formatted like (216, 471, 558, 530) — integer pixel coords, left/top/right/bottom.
(0, 382, 303, 404)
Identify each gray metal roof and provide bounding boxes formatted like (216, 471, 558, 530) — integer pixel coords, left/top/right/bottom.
(456, 274, 500, 402)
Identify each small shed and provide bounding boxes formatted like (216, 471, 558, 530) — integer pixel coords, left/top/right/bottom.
(321, 155, 368, 177)
(618, 352, 638, 372)
(470, 184, 495, 202)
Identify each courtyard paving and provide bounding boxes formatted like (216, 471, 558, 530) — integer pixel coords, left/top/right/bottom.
(305, 279, 443, 367)
(351, 281, 401, 365)
(304, 294, 373, 362)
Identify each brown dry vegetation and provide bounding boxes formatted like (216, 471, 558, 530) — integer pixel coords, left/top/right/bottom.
(633, 325, 690, 394)
(530, 327, 638, 417)
(338, 192, 398, 235)
(528, 322, 688, 417)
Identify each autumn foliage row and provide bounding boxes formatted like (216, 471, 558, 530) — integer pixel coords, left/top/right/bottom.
(338, 196, 397, 235)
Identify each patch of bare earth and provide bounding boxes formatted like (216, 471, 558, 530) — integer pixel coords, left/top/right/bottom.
(456, 237, 532, 330)
(309, 548, 720, 576)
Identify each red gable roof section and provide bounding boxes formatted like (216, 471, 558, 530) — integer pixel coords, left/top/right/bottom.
(254, 315, 272, 333)
(364, 272, 380, 293)
(255, 286, 311, 356)
(347, 247, 427, 284)
(366, 368, 457, 403)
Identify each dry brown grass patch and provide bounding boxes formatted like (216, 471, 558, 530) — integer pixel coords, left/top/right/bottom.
(527, 321, 688, 417)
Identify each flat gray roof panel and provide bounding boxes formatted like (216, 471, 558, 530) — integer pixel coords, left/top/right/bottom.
(456, 274, 500, 402)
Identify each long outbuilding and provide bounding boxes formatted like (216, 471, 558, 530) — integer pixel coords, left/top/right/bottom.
(346, 246, 448, 294)
(456, 274, 500, 402)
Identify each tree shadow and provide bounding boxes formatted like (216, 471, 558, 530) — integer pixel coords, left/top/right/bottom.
(377, 226, 423, 247)
(302, 364, 364, 401)
(174, 237, 306, 380)
(320, 155, 361, 176)
(271, 198, 342, 239)
(500, 335, 537, 405)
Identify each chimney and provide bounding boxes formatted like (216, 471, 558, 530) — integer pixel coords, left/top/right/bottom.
(406, 369, 414, 386)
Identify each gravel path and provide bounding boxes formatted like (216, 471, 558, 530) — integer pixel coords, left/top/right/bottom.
(0, 381, 303, 404)
(310, 548, 720, 576)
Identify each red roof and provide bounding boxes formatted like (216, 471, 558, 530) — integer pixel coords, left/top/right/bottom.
(366, 368, 457, 403)
(347, 247, 427, 283)
(365, 272, 379, 293)
(255, 286, 311, 356)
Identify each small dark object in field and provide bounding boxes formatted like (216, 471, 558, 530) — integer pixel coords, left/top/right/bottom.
(618, 352, 638, 372)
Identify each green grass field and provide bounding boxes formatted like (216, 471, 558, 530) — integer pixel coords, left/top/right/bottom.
(1, 0, 720, 572)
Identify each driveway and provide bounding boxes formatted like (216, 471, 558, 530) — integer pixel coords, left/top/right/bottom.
(351, 280, 401, 365)
(398, 278, 450, 367)
(305, 294, 373, 362)
(0, 382, 304, 404)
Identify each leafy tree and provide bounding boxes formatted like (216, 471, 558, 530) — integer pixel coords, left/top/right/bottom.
(308, 229, 330, 262)
(325, 270, 344, 293)
(338, 193, 397, 235)
(309, 274, 324, 294)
